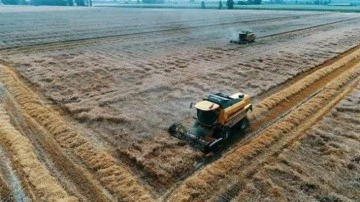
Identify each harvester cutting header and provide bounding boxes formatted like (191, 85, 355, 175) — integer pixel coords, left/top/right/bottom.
(169, 92, 252, 153)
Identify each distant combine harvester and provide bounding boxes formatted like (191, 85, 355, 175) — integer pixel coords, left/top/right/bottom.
(1, 0, 92, 6)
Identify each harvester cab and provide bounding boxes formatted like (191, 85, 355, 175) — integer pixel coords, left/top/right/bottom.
(169, 92, 252, 153)
(230, 31, 256, 44)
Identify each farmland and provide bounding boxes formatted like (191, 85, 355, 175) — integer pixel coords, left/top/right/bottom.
(0, 6, 359, 201)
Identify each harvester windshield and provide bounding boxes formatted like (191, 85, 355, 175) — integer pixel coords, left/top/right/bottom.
(197, 109, 218, 126)
(194, 100, 220, 126)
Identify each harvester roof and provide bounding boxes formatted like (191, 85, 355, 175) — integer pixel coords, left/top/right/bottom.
(195, 100, 220, 111)
(206, 93, 244, 108)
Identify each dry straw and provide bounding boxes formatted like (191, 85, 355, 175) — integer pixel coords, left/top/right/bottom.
(250, 49, 360, 120)
(0, 65, 154, 202)
(0, 102, 78, 202)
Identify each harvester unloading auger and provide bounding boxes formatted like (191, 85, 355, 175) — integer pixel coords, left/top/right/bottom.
(169, 92, 252, 153)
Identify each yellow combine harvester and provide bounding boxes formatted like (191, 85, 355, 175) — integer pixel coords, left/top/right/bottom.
(169, 92, 252, 153)
(230, 31, 256, 44)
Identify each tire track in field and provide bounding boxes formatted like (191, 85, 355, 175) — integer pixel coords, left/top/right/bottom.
(166, 43, 360, 202)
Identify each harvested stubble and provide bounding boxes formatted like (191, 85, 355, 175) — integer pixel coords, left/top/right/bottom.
(119, 133, 202, 190)
(0, 65, 154, 202)
(0, 102, 77, 202)
(169, 61, 360, 201)
(250, 48, 360, 120)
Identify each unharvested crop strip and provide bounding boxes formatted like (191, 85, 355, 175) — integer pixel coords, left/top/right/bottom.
(0, 65, 155, 202)
(0, 102, 77, 202)
(168, 57, 360, 202)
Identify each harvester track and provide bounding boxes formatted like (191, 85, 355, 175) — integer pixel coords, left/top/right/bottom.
(166, 43, 360, 201)
(0, 14, 356, 55)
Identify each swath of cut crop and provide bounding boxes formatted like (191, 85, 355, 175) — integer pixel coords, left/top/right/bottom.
(4, 92, 111, 202)
(0, 102, 78, 202)
(168, 59, 360, 202)
(250, 47, 360, 121)
(0, 65, 154, 202)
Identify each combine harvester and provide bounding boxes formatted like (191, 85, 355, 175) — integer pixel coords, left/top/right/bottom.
(169, 92, 252, 154)
(1, 0, 92, 6)
(230, 31, 256, 44)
